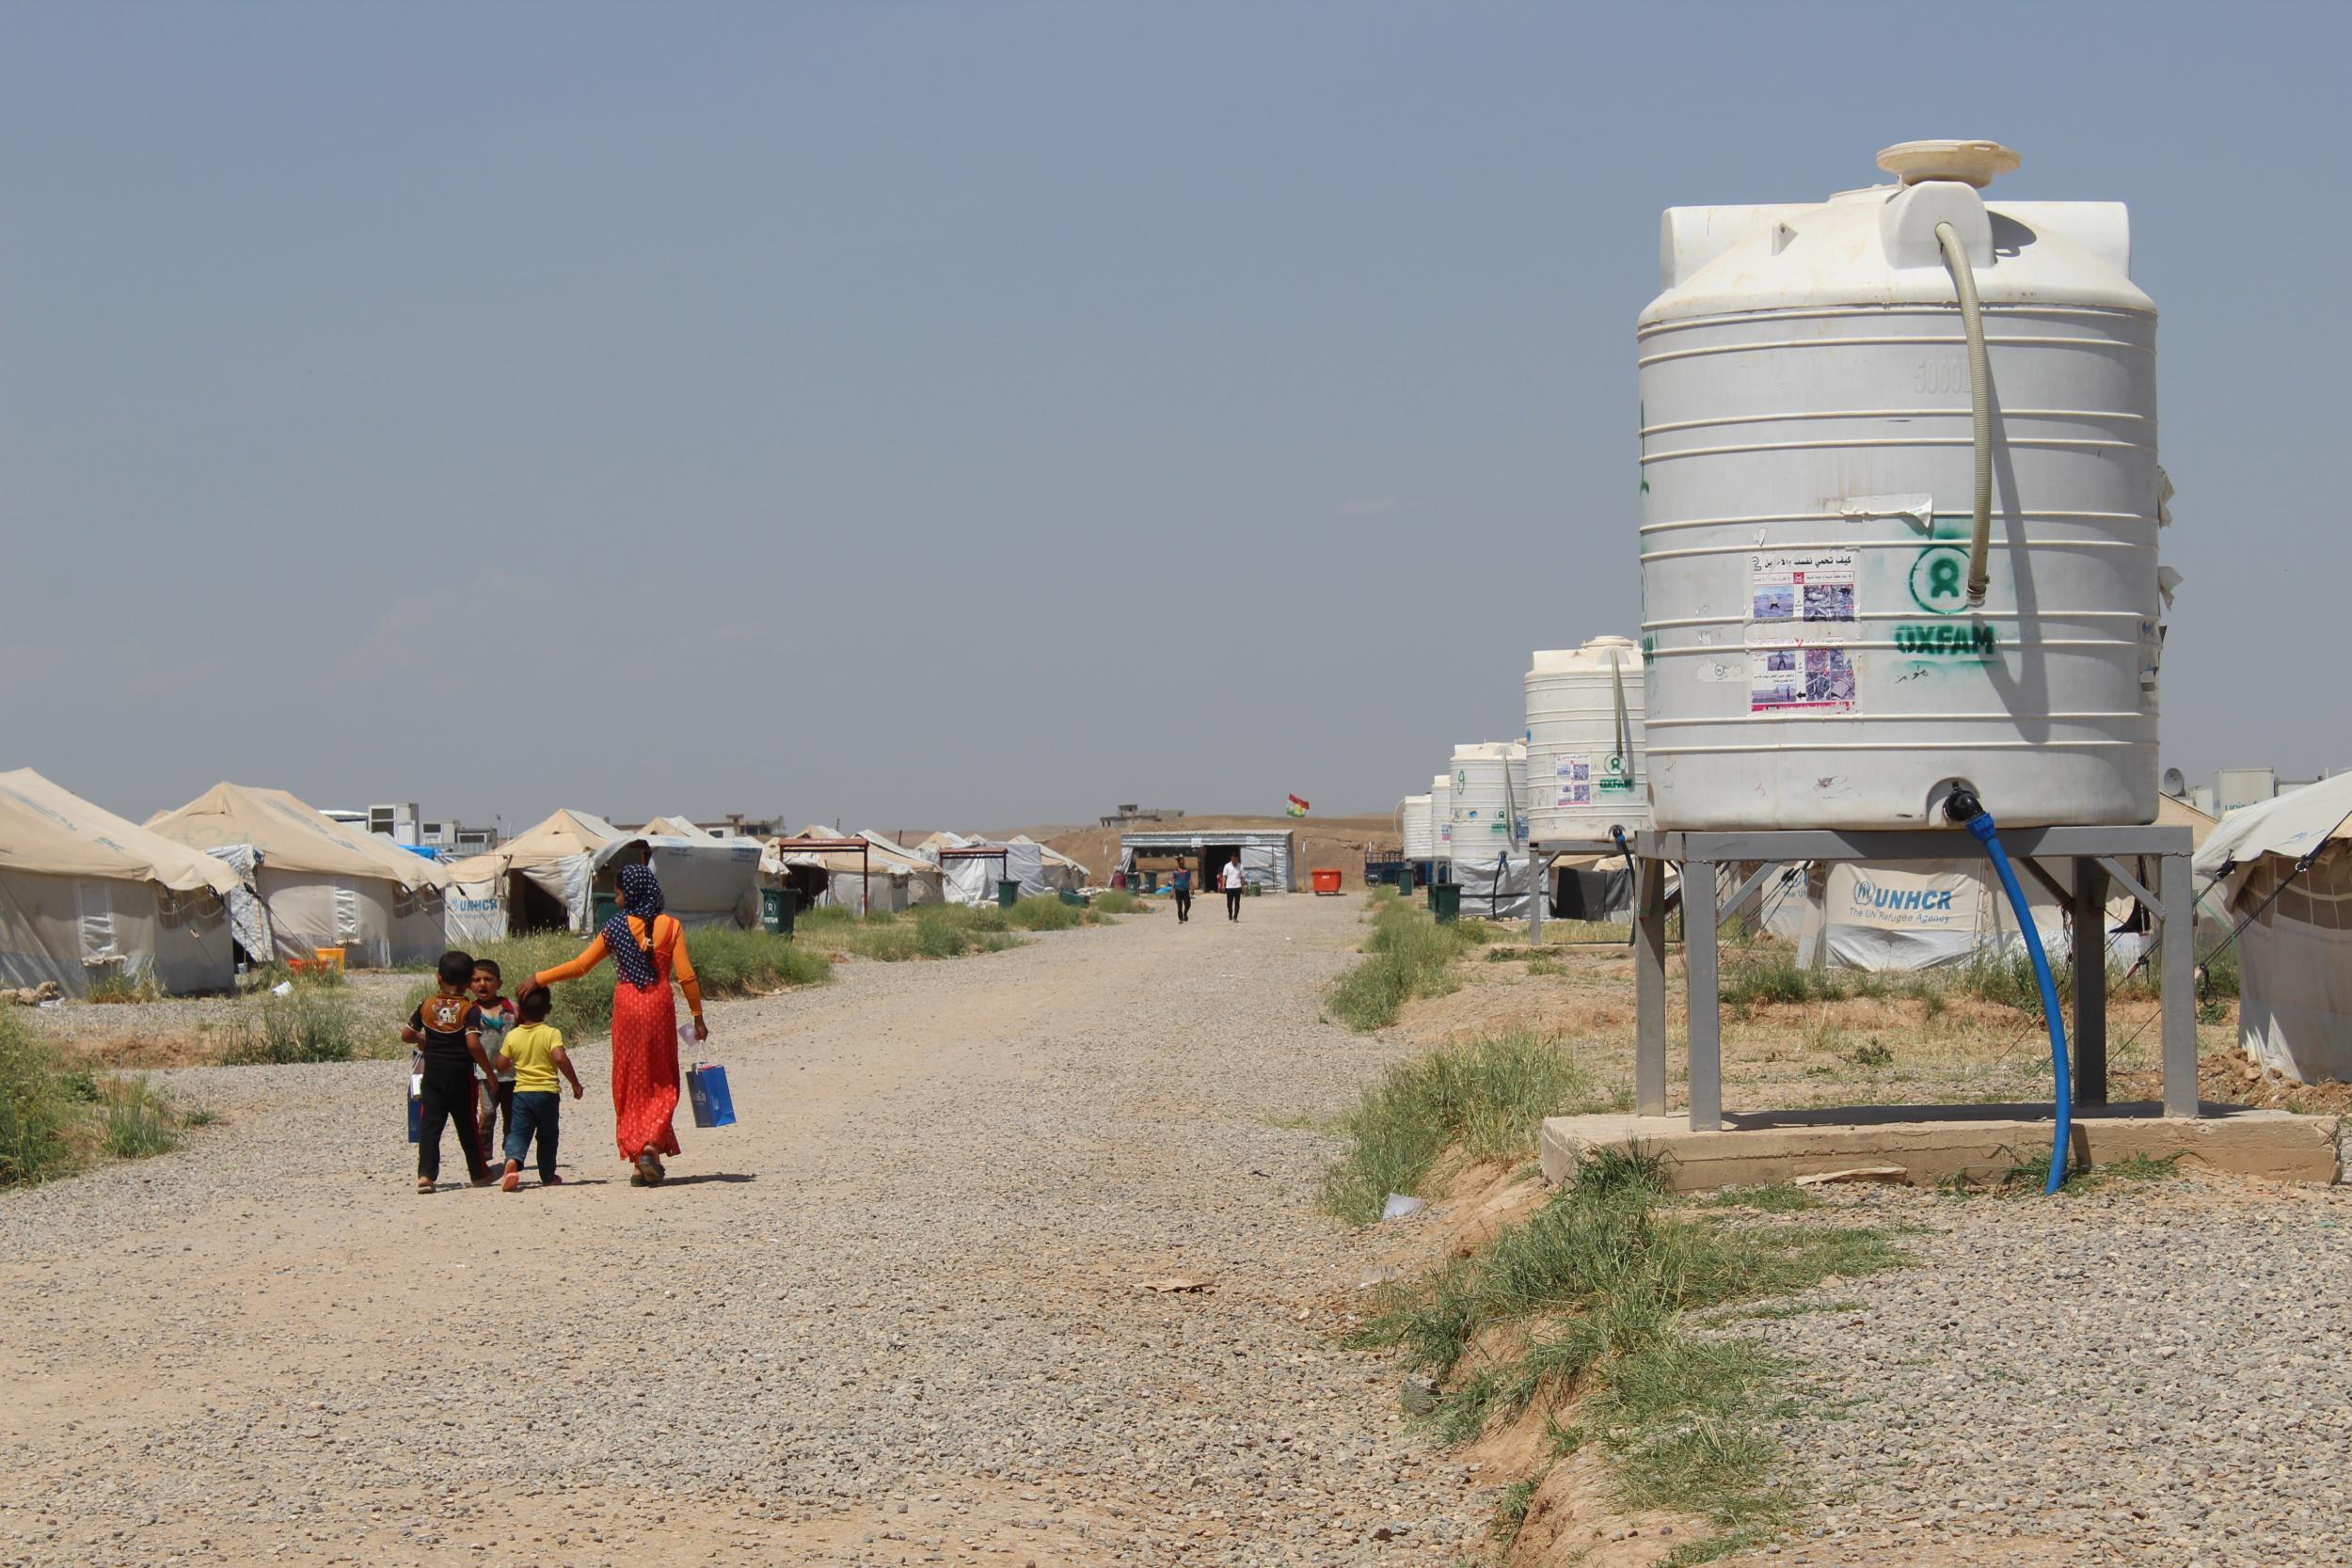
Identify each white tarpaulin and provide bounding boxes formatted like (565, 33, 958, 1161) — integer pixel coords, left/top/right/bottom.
(147, 782, 430, 967)
(1795, 859, 2137, 973)
(1452, 851, 1540, 920)
(934, 840, 1048, 906)
(2197, 774, 2352, 1082)
(199, 844, 277, 964)
(0, 768, 244, 996)
(768, 830, 944, 912)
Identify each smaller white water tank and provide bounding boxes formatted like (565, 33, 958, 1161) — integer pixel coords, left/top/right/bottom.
(1400, 794, 1435, 860)
(1449, 742, 1528, 859)
(1431, 773, 1454, 858)
(1525, 636, 1650, 845)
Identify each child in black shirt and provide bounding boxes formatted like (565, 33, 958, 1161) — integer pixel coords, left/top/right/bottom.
(401, 949, 501, 1193)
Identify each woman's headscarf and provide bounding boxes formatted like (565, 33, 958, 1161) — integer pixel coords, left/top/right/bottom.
(603, 862, 665, 990)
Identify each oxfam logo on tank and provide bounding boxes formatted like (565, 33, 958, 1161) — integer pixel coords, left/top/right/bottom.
(1909, 546, 1972, 614)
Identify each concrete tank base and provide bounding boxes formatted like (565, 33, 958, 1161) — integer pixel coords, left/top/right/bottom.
(1538, 1102, 2341, 1192)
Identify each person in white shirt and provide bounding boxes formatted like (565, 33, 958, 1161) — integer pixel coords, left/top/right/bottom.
(1219, 855, 1245, 921)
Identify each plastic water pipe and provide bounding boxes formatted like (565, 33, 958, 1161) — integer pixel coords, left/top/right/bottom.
(1945, 790, 2071, 1193)
(1934, 220, 1994, 608)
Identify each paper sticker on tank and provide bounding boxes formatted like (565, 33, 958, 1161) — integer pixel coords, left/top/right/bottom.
(1750, 646, 1857, 714)
(1748, 549, 1857, 645)
(1555, 756, 1594, 808)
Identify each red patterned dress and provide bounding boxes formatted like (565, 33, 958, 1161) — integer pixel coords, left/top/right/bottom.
(532, 912, 703, 1160)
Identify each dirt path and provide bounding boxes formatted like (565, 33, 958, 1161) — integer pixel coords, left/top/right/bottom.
(0, 895, 1491, 1568)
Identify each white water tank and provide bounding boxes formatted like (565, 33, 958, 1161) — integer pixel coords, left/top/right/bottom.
(1525, 636, 1650, 844)
(1430, 773, 1454, 859)
(1400, 794, 1435, 860)
(1448, 742, 1528, 860)
(1639, 140, 2164, 830)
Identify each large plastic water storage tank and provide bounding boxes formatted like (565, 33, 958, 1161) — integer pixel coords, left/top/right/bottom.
(1639, 140, 2166, 830)
(1400, 794, 1435, 860)
(1430, 774, 1454, 859)
(1448, 742, 1528, 859)
(1525, 636, 1650, 844)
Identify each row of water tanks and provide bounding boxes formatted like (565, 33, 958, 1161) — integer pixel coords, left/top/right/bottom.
(1401, 637, 1653, 861)
(1404, 139, 2168, 848)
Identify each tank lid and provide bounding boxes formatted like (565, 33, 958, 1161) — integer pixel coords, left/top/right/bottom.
(1876, 139, 2020, 188)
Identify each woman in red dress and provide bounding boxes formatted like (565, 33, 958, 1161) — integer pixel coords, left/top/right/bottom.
(530, 862, 707, 1186)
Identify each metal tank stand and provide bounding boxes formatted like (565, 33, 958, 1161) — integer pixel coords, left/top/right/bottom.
(1525, 838, 1633, 942)
(1629, 825, 2199, 1132)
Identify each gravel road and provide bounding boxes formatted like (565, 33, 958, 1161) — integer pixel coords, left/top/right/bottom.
(1742, 1175, 2352, 1568)
(0, 895, 1494, 1568)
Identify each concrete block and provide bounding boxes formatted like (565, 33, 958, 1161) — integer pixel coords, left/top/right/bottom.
(1537, 1102, 2341, 1192)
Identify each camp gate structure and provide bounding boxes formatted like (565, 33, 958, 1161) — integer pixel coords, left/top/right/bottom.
(1628, 824, 2199, 1130)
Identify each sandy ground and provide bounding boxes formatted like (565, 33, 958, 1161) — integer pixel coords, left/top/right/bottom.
(0, 895, 1499, 1568)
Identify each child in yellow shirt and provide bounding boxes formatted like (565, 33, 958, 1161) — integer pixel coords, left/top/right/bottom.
(495, 986, 584, 1192)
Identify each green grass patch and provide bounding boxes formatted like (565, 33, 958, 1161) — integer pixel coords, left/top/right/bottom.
(804, 903, 1030, 963)
(1316, 1031, 1620, 1225)
(1325, 899, 1495, 1033)
(84, 969, 162, 1005)
(1, 1012, 211, 1186)
(1090, 889, 1147, 914)
(1353, 1148, 1906, 1559)
(219, 990, 369, 1066)
(0, 1010, 79, 1185)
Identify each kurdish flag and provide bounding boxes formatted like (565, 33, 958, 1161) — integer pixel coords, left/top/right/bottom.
(1285, 794, 1310, 818)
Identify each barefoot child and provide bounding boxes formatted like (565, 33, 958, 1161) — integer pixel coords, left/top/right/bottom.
(496, 985, 583, 1191)
(400, 949, 501, 1193)
(470, 959, 519, 1161)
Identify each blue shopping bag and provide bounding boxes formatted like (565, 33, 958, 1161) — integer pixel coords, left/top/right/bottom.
(686, 1062, 736, 1129)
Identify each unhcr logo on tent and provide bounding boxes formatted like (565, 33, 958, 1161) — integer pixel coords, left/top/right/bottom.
(1850, 878, 1956, 913)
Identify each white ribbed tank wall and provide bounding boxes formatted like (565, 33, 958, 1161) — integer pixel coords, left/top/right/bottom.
(1448, 743, 1528, 859)
(1401, 795, 1435, 860)
(1525, 636, 1650, 844)
(1431, 774, 1454, 858)
(1639, 141, 2165, 830)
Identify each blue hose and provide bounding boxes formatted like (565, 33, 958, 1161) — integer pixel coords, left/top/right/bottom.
(1953, 799, 2072, 1194)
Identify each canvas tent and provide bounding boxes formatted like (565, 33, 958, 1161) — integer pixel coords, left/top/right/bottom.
(0, 768, 246, 996)
(451, 809, 760, 935)
(449, 809, 617, 935)
(2194, 774, 2352, 1083)
(148, 783, 439, 967)
(1009, 836, 1089, 893)
(766, 829, 943, 914)
(928, 834, 1051, 906)
(641, 816, 714, 840)
(607, 828, 762, 929)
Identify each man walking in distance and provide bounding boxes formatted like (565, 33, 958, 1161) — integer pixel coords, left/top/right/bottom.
(1170, 859, 1193, 924)
(1220, 854, 1246, 922)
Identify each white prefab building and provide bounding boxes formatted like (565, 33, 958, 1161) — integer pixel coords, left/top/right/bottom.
(0, 768, 247, 996)
(1119, 829, 1297, 893)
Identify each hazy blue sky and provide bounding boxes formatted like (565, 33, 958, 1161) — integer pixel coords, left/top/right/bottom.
(6, 3, 2345, 832)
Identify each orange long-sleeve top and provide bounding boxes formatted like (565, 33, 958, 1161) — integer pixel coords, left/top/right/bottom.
(530, 913, 705, 1021)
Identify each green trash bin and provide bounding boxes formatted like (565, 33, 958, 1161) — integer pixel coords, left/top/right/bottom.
(592, 890, 618, 931)
(1057, 889, 1083, 908)
(1431, 883, 1461, 924)
(760, 887, 797, 936)
(997, 879, 1021, 910)
(1397, 865, 1416, 895)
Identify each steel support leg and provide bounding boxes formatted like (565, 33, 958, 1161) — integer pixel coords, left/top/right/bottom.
(1635, 856, 1667, 1117)
(2072, 856, 2108, 1107)
(2160, 851, 2199, 1118)
(1685, 860, 1722, 1132)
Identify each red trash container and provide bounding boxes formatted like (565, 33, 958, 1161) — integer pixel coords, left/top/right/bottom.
(1311, 868, 1343, 895)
